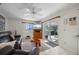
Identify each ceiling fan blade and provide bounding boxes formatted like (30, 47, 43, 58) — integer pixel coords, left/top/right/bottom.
(34, 12, 42, 16)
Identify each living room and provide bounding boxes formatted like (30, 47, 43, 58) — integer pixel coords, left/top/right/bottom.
(0, 3, 79, 55)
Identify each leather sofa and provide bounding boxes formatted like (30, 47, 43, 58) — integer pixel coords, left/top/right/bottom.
(0, 45, 30, 55)
(0, 45, 39, 55)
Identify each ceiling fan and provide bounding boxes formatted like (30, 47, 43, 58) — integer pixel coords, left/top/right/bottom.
(25, 7, 42, 18)
(19, 3, 42, 18)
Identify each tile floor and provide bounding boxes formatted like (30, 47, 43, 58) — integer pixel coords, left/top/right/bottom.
(21, 39, 73, 55)
(40, 40, 73, 55)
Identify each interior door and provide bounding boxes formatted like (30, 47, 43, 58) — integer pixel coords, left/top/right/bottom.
(33, 29, 42, 42)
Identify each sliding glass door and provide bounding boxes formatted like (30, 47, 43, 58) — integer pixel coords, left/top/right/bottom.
(43, 20, 58, 45)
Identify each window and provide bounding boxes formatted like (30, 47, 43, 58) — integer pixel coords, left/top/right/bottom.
(25, 24, 33, 30)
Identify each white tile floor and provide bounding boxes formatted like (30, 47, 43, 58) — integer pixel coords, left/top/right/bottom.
(40, 46, 73, 55)
(40, 40, 73, 55)
(21, 39, 73, 55)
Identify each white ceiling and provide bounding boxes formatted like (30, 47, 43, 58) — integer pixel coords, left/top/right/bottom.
(0, 3, 78, 21)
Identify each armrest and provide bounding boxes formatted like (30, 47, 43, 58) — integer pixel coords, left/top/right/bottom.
(0, 45, 14, 55)
(12, 49, 30, 55)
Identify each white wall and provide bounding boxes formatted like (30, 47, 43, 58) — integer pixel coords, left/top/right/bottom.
(56, 6, 79, 54)
(7, 19, 43, 39)
(43, 5, 79, 54)
(58, 9, 78, 54)
(7, 18, 33, 39)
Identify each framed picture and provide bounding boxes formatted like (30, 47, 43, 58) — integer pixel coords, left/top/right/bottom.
(0, 15, 5, 31)
(68, 17, 77, 25)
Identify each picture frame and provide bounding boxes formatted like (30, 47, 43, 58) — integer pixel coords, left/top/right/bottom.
(68, 17, 77, 25)
(0, 15, 5, 31)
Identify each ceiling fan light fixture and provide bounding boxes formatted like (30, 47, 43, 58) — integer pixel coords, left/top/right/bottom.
(25, 8, 30, 12)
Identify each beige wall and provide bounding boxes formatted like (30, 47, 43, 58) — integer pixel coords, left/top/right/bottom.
(58, 7, 79, 54)
(58, 8, 78, 54)
(7, 19, 33, 39)
(43, 6, 79, 54)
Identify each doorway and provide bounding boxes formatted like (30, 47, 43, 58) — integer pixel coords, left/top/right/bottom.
(33, 29, 42, 46)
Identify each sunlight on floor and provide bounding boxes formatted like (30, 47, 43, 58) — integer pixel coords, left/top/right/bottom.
(40, 40, 73, 55)
(21, 39, 73, 55)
